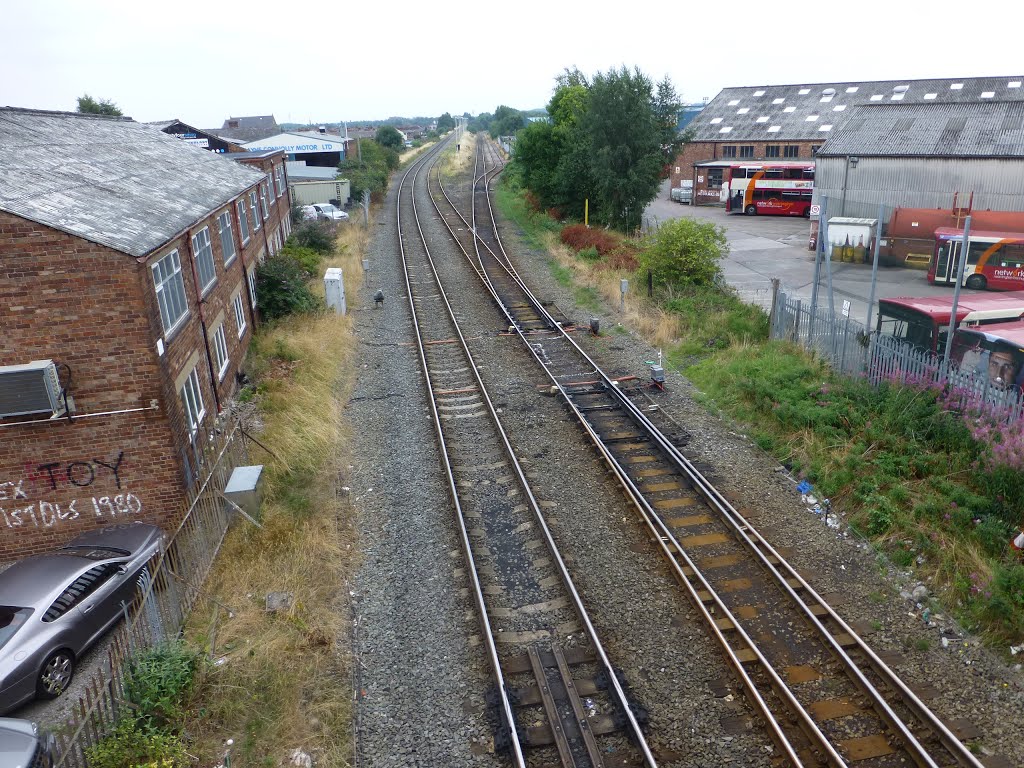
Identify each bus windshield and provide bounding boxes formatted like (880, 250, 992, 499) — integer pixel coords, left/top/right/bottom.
(877, 306, 940, 353)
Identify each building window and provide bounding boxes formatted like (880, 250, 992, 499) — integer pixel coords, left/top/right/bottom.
(191, 227, 216, 294)
(213, 324, 229, 380)
(218, 211, 237, 266)
(247, 268, 258, 309)
(784, 145, 800, 158)
(765, 145, 780, 158)
(722, 145, 737, 158)
(274, 166, 285, 197)
(260, 184, 270, 221)
(152, 249, 189, 335)
(811, 145, 822, 155)
(739, 145, 754, 158)
(236, 199, 250, 244)
(249, 190, 262, 231)
(707, 168, 724, 190)
(180, 367, 205, 439)
(233, 291, 247, 338)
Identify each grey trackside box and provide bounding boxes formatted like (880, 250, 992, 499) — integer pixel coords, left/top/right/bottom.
(224, 465, 265, 521)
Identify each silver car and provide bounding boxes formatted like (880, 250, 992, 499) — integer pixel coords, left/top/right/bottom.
(312, 203, 349, 222)
(0, 717, 55, 767)
(0, 523, 164, 714)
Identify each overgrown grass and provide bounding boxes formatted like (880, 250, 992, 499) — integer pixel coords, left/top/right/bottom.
(495, 181, 1024, 648)
(183, 223, 364, 766)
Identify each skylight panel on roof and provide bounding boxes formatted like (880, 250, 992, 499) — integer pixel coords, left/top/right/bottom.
(773, 98, 785, 104)
(737, 108, 750, 114)
(710, 117, 723, 124)
(891, 93, 905, 100)
(833, 105, 846, 111)
(798, 88, 810, 95)
(756, 116, 769, 123)
(870, 95, 883, 101)
(950, 83, 963, 90)
(805, 115, 819, 121)
(753, 90, 765, 96)
(1010, 81, 1022, 88)
(981, 91, 995, 98)
(924, 93, 937, 99)
(767, 125, 781, 132)
(728, 99, 740, 106)
(783, 106, 796, 113)
(846, 86, 859, 93)
(820, 95, 834, 103)
(819, 124, 833, 131)
(719, 126, 733, 133)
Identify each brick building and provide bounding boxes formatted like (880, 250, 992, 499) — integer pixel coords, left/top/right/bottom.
(0, 108, 292, 559)
(670, 76, 1024, 207)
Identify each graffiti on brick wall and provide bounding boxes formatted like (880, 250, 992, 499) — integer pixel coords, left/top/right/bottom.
(0, 451, 143, 530)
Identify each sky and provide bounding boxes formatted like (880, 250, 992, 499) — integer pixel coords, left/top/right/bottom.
(3, 1, 1022, 129)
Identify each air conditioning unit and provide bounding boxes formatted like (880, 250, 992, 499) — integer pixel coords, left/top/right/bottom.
(0, 360, 65, 418)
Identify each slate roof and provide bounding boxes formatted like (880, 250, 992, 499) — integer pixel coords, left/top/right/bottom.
(0, 107, 264, 259)
(817, 101, 1024, 158)
(689, 76, 1024, 143)
(211, 115, 280, 142)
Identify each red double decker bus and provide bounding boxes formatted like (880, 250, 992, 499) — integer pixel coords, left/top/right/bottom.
(927, 227, 1024, 291)
(724, 162, 814, 217)
(876, 291, 1024, 354)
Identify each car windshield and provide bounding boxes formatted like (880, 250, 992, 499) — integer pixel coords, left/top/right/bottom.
(55, 546, 131, 560)
(0, 606, 32, 650)
(319, 204, 337, 212)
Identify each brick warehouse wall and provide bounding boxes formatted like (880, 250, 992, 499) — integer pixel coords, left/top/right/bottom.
(670, 140, 820, 205)
(0, 211, 181, 557)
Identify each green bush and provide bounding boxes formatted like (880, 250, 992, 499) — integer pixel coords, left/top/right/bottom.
(290, 221, 335, 255)
(124, 641, 203, 732)
(256, 252, 325, 322)
(279, 244, 322, 275)
(638, 217, 728, 289)
(85, 720, 187, 768)
(577, 246, 600, 262)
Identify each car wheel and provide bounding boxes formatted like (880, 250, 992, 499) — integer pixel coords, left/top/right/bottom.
(965, 274, 987, 290)
(37, 650, 74, 699)
(745, 205, 757, 215)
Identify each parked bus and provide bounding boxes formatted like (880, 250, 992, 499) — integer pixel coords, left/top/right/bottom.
(724, 162, 814, 217)
(951, 320, 1024, 391)
(876, 291, 1024, 354)
(927, 228, 1024, 290)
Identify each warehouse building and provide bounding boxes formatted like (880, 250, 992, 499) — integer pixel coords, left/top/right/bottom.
(0, 107, 291, 559)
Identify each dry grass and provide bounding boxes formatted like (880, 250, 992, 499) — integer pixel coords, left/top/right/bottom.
(184, 228, 364, 767)
(435, 130, 475, 177)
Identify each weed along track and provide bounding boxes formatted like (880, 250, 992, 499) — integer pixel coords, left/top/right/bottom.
(353, 134, 1011, 767)
(396, 136, 655, 767)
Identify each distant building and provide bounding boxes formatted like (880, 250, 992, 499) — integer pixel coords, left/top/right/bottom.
(0, 107, 291, 559)
(212, 115, 280, 143)
(676, 103, 705, 132)
(147, 119, 243, 154)
(242, 130, 349, 168)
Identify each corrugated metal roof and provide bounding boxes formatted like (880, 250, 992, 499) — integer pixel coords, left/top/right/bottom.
(689, 75, 1024, 143)
(0, 107, 263, 259)
(817, 101, 1024, 157)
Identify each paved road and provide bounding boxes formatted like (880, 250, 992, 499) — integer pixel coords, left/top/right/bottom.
(644, 181, 967, 329)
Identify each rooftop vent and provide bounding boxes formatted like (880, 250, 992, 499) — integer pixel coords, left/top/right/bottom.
(893, 85, 909, 93)
(0, 360, 65, 419)
(822, 88, 836, 96)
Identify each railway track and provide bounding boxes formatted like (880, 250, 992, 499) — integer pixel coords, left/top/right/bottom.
(419, 135, 1000, 768)
(396, 135, 656, 767)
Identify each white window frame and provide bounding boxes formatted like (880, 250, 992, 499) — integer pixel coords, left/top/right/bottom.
(274, 166, 285, 197)
(236, 199, 251, 244)
(249, 190, 261, 231)
(212, 323, 229, 380)
(180, 367, 206, 439)
(218, 210, 237, 266)
(152, 249, 189, 335)
(260, 183, 270, 221)
(191, 226, 216, 294)
(247, 268, 258, 309)
(233, 290, 247, 338)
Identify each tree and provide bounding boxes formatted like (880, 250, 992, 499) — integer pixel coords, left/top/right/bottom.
(586, 66, 664, 231)
(653, 76, 685, 169)
(489, 105, 524, 138)
(638, 217, 728, 289)
(375, 125, 404, 149)
(76, 94, 122, 116)
(437, 112, 455, 132)
(338, 139, 398, 201)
